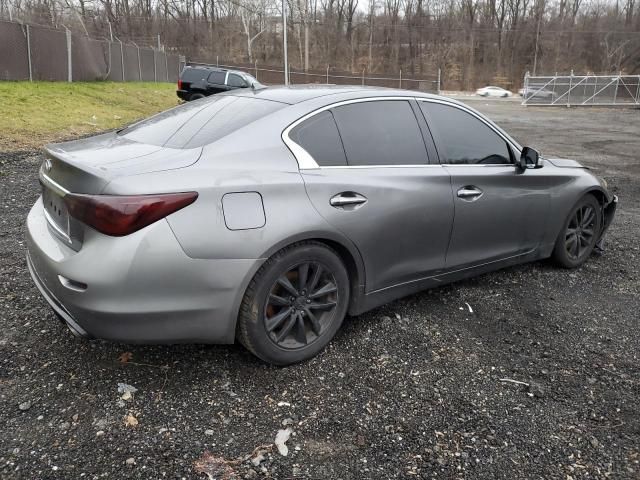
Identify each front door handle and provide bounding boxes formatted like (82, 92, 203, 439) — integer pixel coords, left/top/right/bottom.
(330, 192, 368, 209)
(457, 186, 484, 201)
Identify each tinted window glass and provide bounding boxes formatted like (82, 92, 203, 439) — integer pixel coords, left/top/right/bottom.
(208, 71, 226, 84)
(120, 96, 284, 149)
(181, 68, 208, 82)
(228, 74, 247, 87)
(180, 96, 284, 149)
(289, 111, 347, 167)
(331, 101, 427, 166)
(420, 102, 512, 165)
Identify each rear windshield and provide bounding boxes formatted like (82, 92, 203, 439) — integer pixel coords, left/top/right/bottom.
(119, 95, 285, 149)
(180, 68, 209, 82)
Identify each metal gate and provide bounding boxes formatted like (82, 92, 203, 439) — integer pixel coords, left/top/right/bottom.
(522, 73, 640, 107)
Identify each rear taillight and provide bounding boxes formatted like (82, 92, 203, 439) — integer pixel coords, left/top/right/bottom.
(178, 79, 183, 89)
(63, 192, 198, 237)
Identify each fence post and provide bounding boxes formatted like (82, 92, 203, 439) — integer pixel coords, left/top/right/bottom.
(25, 24, 33, 82)
(216, 55, 219, 67)
(66, 28, 72, 82)
(399, 69, 402, 88)
(326, 65, 329, 84)
(132, 42, 142, 81)
(635, 75, 640, 105)
(153, 50, 157, 82)
(362, 68, 365, 86)
(437, 68, 441, 94)
(613, 73, 619, 105)
(567, 70, 572, 107)
(165, 52, 169, 82)
(255, 60, 258, 80)
(115, 38, 125, 81)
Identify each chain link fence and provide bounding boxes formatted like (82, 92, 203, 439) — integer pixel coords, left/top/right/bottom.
(0, 20, 181, 82)
(522, 72, 640, 106)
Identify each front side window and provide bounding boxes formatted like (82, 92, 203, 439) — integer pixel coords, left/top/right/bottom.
(420, 102, 512, 165)
(331, 100, 428, 166)
(228, 74, 247, 88)
(289, 111, 347, 167)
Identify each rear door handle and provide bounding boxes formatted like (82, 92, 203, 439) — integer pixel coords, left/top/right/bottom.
(330, 192, 368, 209)
(457, 186, 483, 200)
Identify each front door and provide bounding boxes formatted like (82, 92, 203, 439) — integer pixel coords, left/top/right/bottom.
(418, 100, 550, 269)
(288, 99, 454, 292)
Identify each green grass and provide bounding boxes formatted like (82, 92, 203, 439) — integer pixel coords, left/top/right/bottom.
(0, 82, 179, 151)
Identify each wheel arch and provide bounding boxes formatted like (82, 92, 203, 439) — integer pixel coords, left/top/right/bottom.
(256, 231, 366, 316)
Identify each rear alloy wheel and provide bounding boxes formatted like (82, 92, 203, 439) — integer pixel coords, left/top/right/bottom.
(237, 242, 349, 365)
(553, 194, 602, 268)
(189, 93, 205, 101)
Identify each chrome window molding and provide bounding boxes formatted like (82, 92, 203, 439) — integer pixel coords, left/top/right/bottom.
(282, 95, 522, 170)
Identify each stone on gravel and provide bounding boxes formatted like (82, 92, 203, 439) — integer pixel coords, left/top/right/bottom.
(125, 457, 135, 466)
(275, 428, 292, 456)
(18, 401, 31, 411)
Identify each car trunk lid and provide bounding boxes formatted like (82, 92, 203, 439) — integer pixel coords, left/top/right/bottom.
(39, 133, 201, 250)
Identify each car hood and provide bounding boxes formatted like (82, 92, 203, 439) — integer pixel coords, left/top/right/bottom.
(545, 158, 587, 169)
(45, 131, 202, 178)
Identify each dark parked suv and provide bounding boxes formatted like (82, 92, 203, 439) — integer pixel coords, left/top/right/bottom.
(177, 66, 261, 101)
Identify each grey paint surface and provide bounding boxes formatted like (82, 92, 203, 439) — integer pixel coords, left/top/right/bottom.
(26, 86, 615, 344)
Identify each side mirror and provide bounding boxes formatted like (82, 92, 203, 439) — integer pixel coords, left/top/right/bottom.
(518, 146, 541, 170)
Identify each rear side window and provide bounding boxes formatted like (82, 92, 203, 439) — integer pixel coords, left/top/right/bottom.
(120, 95, 284, 149)
(228, 74, 247, 87)
(419, 102, 512, 165)
(181, 68, 208, 82)
(289, 111, 347, 167)
(208, 71, 226, 84)
(331, 100, 428, 166)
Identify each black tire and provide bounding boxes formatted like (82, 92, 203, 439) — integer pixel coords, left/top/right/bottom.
(237, 242, 350, 366)
(189, 93, 205, 101)
(552, 194, 602, 268)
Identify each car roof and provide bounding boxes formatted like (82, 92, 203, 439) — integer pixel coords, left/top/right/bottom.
(183, 65, 252, 76)
(220, 84, 447, 105)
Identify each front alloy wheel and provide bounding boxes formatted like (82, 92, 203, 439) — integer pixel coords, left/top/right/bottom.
(553, 194, 602, 268)
(237, 242, 349, 365)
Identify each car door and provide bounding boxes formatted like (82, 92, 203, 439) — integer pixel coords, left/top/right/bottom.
(286, 98, 454, 293)
(418, 100, 550, 269)
(227, 73, 248, 90)
(206, 71, 227, 94)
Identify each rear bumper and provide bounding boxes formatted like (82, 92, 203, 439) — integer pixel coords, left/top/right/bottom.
(26, 197, 262, 344)
(176, 90, 190, 101)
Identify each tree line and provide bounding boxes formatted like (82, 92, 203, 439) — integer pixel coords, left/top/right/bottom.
(2, 0, 639, 88)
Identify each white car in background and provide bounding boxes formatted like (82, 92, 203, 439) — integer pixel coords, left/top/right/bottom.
(476, 86, 512, 98)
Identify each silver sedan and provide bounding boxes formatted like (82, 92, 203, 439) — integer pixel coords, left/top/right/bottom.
(26, 87, 617, 365)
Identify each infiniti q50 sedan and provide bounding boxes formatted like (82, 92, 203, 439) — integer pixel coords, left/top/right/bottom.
(26, 86, 617, 365)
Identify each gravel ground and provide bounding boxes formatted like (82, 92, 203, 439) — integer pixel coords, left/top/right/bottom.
(1, 101, 639, 479)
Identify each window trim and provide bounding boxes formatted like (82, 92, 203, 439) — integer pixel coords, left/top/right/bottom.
(416, 98, 521, 167)
(282, 96, 521, 170)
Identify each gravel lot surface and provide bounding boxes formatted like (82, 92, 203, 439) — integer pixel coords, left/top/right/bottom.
(1, 101, 639, 479)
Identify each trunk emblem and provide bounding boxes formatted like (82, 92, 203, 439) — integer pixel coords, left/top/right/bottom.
(44, 158, 52, 172)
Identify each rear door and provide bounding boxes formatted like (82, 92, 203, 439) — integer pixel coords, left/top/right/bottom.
(289, 98, 454, 293)
(206, 70, 228, 94)
(418, 100, 550, 269)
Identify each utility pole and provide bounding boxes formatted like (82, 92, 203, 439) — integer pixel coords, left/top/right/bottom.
(282, 0, 289, 85)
